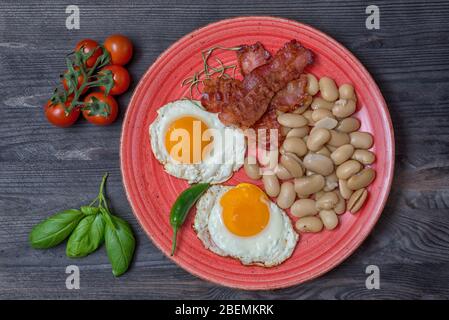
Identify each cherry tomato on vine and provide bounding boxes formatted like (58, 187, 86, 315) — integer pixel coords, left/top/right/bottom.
(99, 65, 130, 95)
(62, 67, 87, 95)
(44, 100, 80, 127)
(103, 35, 133, 66)
(83, 92, 119, 126)
(75, 39, 103, 68)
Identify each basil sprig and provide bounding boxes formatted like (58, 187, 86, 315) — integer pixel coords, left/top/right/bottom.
(29, 173, 135, 277)
(30, 209, 84, 249)
(103, 212, 136, 276)
(66, 214, 105, 258)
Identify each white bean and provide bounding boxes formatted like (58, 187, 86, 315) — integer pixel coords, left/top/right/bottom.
(291, 199, 318, 218)
(263, 173, 280, 197)
(319, 77, 339, 102)
(319, 210, 339, 230)
(244, 156, 261, 180)
(277, 182, 296, 209)
(306, 73, 319, 95)
(296, 216, 323, 233)
(277, 113, 308, 128)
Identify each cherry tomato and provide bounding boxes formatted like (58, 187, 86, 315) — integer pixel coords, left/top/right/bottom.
(62, 67, 87, 95)
(83, 92, 119, 126)
(75, 39, 102, 68)
(103, 35, 133, 65)
(99, 65, 131, 95)
(44, 100, 80, 127)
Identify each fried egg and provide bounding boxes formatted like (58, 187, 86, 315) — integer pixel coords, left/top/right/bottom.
(149, 100, 246, 183)
(194, 184, 298, 267)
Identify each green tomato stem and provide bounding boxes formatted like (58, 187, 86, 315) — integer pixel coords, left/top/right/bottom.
(87, 55, 100, 77)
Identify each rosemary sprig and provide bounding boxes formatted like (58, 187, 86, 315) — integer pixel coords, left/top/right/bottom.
(181, 46, 241, 99)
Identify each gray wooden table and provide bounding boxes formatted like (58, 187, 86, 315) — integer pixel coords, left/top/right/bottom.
(1, 0, 448, 299)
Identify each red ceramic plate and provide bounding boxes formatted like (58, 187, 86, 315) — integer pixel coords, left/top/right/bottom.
(120, 16, 394, 290)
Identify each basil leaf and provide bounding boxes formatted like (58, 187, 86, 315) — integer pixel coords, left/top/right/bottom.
(80, 206, 100, 216)
(66, 214, 105, 258)
(104, 214, 135, 277)
(29, 209, 84, 249)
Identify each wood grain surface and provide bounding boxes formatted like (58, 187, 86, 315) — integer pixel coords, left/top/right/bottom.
(1, 0, 449, 299)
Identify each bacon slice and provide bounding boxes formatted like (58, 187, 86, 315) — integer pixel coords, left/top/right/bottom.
(237, 42, 271, 76)
(252, 74, 311, 148)
(243, 40, 314, 93)
(200, 78, 245, 113)
(251, 108, 281, 149)
(270, 74, 311, 113)
(201, 40, 313, 129)
(202, 77, 275, 128)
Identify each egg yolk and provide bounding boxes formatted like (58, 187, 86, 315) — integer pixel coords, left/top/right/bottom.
(164, 116, 211, 164)
(220, 183, 270, 237)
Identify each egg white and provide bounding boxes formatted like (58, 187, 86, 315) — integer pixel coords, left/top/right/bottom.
(194, 185, 299, 267)
(149, 100, 246, 184)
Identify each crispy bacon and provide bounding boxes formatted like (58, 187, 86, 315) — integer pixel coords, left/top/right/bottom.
(243, 40, 314, 92)
(201, 40, 313, 129)
(218, 83, 275, 128)
(200, 78, 245, 113)
(251, 108, 281, 149)
(237, 42, 271, 76)
(270, 74, 311, 112)
(201, 76, 274, 128)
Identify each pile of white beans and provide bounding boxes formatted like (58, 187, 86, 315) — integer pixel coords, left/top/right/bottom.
(243, 74, 376, 233)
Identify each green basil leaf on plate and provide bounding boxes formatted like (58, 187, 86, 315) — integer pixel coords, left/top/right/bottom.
(29, 209, 84, 249)
(104, 214, 135, 277)
(66, 214, 105, 258)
